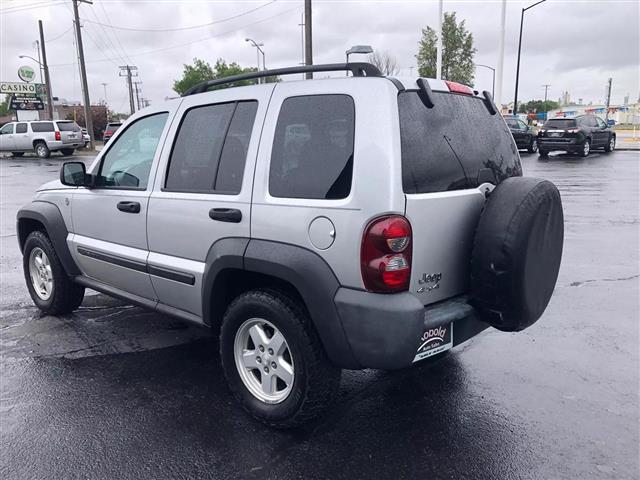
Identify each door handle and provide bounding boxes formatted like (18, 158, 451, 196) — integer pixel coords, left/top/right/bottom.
(117, 201, 141, 213)
(209, 208, 242, 223)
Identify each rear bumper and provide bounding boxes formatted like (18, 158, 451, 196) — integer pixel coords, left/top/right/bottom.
(538, 137, 583, 152)
(334, 288, 489, 370)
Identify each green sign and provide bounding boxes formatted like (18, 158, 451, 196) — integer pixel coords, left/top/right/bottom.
(18, 65, 36, 83)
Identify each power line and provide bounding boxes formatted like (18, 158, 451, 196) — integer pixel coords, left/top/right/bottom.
(46, 24, 74, 43)
(97, 1, 133, 65)
(48, 6, 299, 68)
(0, 0, 66, 14)
(86, 3, 131, 65)
(80, 0, 277, 32)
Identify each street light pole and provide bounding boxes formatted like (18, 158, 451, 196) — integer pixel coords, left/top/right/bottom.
(475, 64, 496, 98)
(38, 21, 54, 120)
(513, 0, 546, 116)
(245, 38, 265, 83)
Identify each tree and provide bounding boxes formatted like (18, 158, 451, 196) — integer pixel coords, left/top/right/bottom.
(416, 12, 476, 85)
(173, 58, 278, 95)
(368, 51, 400, 76)
(518, 99, 560, 114)
(0, 95, 11, 117)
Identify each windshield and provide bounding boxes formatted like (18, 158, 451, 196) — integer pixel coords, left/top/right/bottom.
(544, 119, 576, 129)
(398, 91, 522, 194)
(57, 122, 81, 132)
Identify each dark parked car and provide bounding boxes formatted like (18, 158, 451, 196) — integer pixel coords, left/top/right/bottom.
(537, 114, 615, 158)
(102, 122, 122, 144)
(505, 117, 538, 153)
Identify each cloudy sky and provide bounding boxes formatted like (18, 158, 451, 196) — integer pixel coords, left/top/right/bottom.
(1, 0, 638, 114)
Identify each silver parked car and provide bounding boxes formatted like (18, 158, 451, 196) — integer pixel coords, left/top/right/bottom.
(0, 120, 83, 158)
(16, 63, 564, 428)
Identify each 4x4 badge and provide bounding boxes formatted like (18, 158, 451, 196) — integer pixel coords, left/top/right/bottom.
(417, 272, 442, 293)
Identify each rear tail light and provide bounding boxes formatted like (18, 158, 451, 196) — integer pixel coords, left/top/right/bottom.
(361, 215, 412, 293)
(55, 131, 61, 141)
(105, 130, 113, 136)
(445, 80, 474, 95)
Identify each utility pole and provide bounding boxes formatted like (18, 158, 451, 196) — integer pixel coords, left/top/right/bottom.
(298, 13, 305, 80)
(101, 82, 108, 121)
(72, 0, 95, 149)
(119, 65, 138, 115)
(436, 0, 443, 79)
(133, 81, 142, 111)
(304, 0, 313, 79)
(33, 40, 43, 83)
(38, 21, 54, 121)
(542, 84, 551, 103)
(605, 78, 612, 120)
(495, 0, 506, 107)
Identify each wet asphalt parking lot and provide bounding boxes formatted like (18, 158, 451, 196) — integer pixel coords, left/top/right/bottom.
(1, 149, 638, 480)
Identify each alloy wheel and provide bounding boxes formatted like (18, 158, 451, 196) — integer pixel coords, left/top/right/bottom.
(234, 318, 295, 404)
(29, 247, 53, 300)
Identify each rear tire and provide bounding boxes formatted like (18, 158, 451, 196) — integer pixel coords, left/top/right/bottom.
(60, 148, 75, 156)
(23, 231, 85, 315)
(579, 139, 591, 157)
(604, 135, 615, 153)
(11, 152, 24, 157)
(34, 142, 50, 159)
(220, 289, 341, 428)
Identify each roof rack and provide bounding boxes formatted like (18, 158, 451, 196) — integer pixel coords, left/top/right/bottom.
(182, 62, 383, 96)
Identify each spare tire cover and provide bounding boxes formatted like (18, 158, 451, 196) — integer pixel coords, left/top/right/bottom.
(470, 177, 564, 331)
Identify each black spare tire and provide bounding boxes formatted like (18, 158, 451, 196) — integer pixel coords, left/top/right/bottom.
(470, 177, 564, 331)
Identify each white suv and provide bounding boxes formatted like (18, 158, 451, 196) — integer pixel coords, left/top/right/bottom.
(17, 64, 564, 427)
(0, 120, 84, 158)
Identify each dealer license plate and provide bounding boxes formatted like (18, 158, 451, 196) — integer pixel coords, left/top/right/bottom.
(412, 323, 453, 363)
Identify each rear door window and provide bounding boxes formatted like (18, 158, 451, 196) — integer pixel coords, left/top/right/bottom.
(165, 101, 258, 194)
(269, 94, 355, 199)
(16, 123, 27, 133)
(398, 91, 521, 194)
(31, 122, 54, 133)
(57, 122, 81, 132)
(544, 119, 576, 129)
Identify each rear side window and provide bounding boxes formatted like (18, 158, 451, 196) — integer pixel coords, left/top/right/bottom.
(544, 119, 576, 129)
(269, 95, 355, 199)
(16, 123, 27, 133)
(31, 122, 54, 132)
(57, 122, 81, 132)
(399, 91, 521, 194)
(165, 101, 258, 193)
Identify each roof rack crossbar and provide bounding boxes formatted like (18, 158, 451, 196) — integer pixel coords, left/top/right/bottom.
(182, 62, 383, 96)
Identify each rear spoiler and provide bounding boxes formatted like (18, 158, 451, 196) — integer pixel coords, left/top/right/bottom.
(416, 78, 498, 115)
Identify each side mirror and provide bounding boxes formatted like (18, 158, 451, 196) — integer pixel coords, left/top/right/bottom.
(60, 162, 88, 187)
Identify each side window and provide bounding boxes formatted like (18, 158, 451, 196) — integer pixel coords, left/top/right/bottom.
(96, 112, 168, 189)
(269, 95, 355, 200)
(518, 120, 528, 130)
(16, 123, 27, 134)
(165, 101, 257, 193)
(587, 116, 598, 127)
(596, 117, 607, 128)
(31, 122, 54, 132)
(0, 124, 13, 134)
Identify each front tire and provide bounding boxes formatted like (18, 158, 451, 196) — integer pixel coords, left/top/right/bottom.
(23, 231, 85, 315)
(527, 137, 538, 154)
(579, 139, 591, 157)
(34, 141, 50, 159)
(604, 135, 615, 153)
(220, 289, 341, 428)
(11, 152, 24, 157)
(538, 149, 549, 158)
(60, 148, 75, 156)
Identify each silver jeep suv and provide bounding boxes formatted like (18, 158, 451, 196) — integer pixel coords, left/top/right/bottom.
(0, 120, 83, 158)
(17, 64, 564, 427)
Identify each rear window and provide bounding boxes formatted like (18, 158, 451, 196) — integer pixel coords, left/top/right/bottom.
(31, 122, 54, 133)
(269, 94, 355, 199)
(106, 123, 122, 130)
(57, 122, 81, 132)
(544, 119, 576, 129)
(505, 118, 519, 128)
(399, 91, 521, 194)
